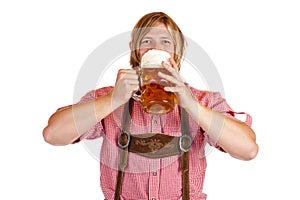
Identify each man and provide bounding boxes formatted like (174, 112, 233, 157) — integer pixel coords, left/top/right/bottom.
(43, 12, 258, 200)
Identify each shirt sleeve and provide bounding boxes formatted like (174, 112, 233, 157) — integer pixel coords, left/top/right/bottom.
(193, 89, 252, 152)
(72, 87, 113, 143)
(207, 92, 252, 126)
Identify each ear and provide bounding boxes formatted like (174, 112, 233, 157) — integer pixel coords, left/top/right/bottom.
(129, 41, 132, 50)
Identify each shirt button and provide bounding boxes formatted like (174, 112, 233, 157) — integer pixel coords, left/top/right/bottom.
(152, 198, 156, 200)
(154, 120, 158, 124)
(153, 171, 157, 176)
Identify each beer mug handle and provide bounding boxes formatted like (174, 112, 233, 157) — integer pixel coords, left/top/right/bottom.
(132, 66, 142, 102)
(132, 90, 141, 102)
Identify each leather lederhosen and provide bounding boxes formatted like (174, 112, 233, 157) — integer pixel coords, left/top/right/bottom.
(114, 98, 192, 200)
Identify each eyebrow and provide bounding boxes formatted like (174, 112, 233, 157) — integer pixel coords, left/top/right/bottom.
(142, 36, 172, 40)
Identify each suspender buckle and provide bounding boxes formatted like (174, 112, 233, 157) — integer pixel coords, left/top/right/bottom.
(118, 130, 130, 149)
(179, 135, 192, 152)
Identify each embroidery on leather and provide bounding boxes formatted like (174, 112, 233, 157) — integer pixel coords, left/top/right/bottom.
(134, 138, 176, 152)
(135, 139, 164, 152)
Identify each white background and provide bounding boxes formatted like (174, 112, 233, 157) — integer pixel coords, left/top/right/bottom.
(1, 0, 299, 199)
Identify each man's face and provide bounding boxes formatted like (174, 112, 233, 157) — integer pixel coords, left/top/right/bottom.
(139, 23, 175, 59)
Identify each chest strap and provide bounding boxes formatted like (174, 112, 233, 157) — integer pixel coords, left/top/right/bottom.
(114, 99, 191, 200)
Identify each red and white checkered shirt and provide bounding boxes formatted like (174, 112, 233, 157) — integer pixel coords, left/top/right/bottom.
(74, 86, 252, 200)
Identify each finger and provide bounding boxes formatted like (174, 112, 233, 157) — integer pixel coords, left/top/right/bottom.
(118, 69, 138, 76)
(125, 69, 140, 79)
(116, 69, 128, 81)
(169, 57, 179, 71)
(162, 61, 181, 80)
(129, 84, 140, 92)
(121, 79, 139, 85)
(162, 61, 173, 70)
(117, 70, 138, 80)
(124, 79, 139, 85)
(161, 58, 179, 71)
(158, 71, 183, 86)
(123, 73, 139, 80)
(164, 86, 182, 93)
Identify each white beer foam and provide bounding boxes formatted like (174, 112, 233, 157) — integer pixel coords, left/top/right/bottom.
(141, 49, 171, 67)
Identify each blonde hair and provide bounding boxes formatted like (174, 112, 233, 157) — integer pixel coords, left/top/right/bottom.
(130, 12, 187, 69)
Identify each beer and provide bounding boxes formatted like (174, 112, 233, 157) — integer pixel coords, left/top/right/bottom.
(140, 68, 175, 115)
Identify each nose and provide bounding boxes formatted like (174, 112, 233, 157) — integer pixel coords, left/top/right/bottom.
(153, 41, 163, 50)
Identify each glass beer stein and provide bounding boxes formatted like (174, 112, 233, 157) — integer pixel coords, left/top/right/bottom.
(133, 64, 175, 115)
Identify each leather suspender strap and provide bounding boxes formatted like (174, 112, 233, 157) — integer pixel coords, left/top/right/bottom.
(179, 107, 190, 200)
(114, 101, 191, 200)
(181, 151, 189, 200)
(114, 99, 133, 200)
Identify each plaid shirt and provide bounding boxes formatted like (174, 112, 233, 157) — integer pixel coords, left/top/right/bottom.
(74, 86, 251, 200)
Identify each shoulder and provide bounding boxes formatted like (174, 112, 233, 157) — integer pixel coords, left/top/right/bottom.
(189, 86, 222, 101)
(94, 86, 114, 97)
(78, 86, 114, 103)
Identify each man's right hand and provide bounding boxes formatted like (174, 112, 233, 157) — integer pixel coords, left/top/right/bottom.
(111, 69, 139, 109)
